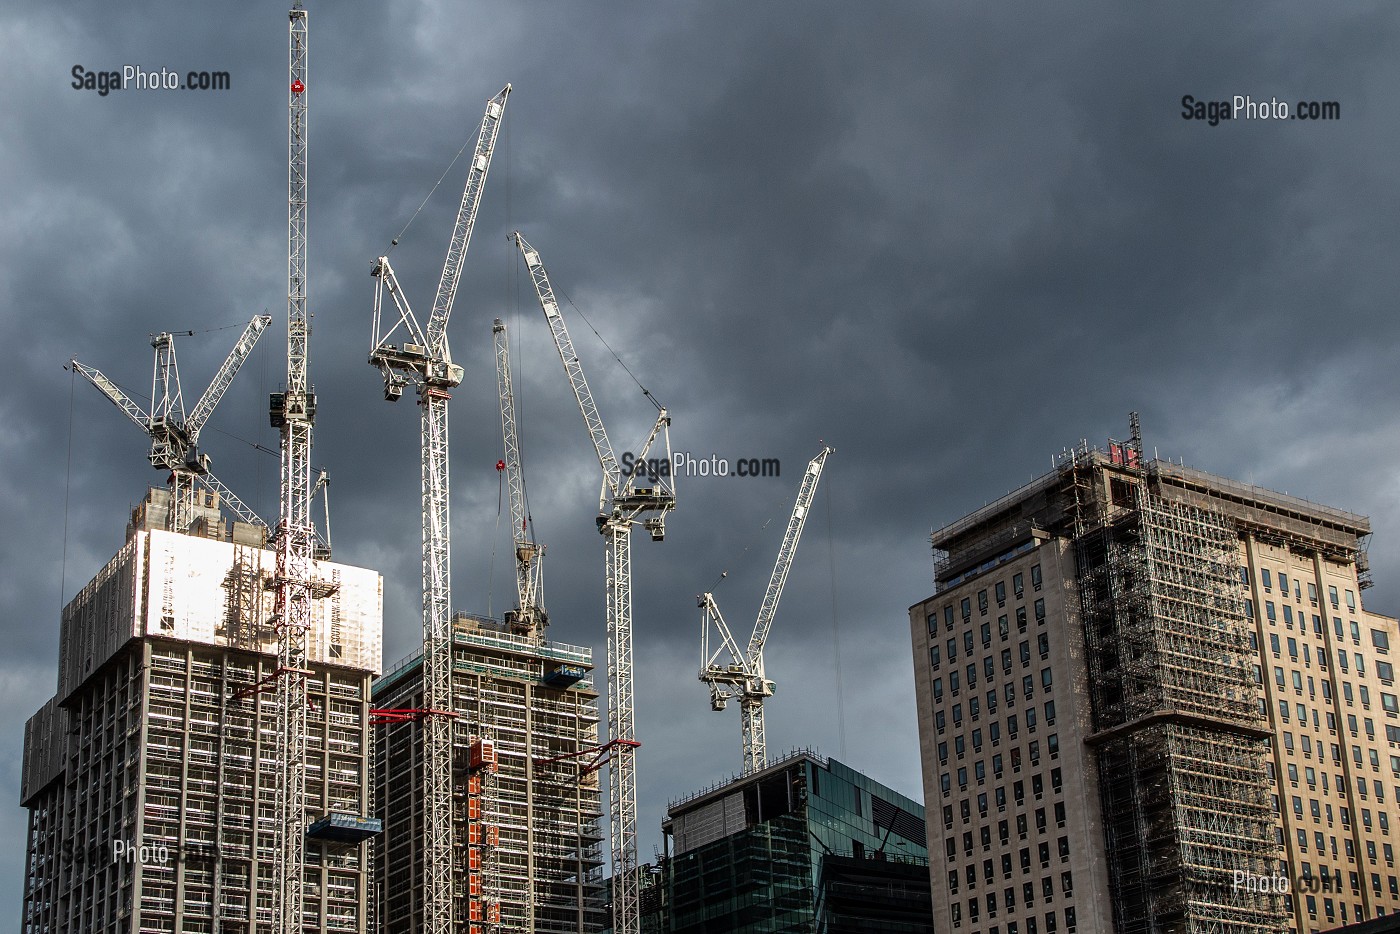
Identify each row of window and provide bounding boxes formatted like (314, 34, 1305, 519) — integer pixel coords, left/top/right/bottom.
(933, 676, 1054, 734)
(944, 800, 1067, 843)
(1261, 629, 1396, 683)
(949, 892, 1076, 931)
(942, 771, 1065, 857)
(932, 664, 1054, 703)
(931, 600, 1049, 643)
(949, 867, 1073, 903)
(1246, 565, 1355, 615)
(1264, 663, 1398, 713)
(933, 634, 1051, 675)
(940, 738, 1061, 795)
(938, 703, 1058, 757)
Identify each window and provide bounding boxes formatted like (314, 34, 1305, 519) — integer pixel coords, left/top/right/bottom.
(999, 615, 1010, 640)
(1380, 661, 1395, 683)
(1266, 602, 1277, 623)
(1048, 733, 1059, 758)
(1376, 631, 1392, 654)
(1263, 568, 1273, 591)
(1002, 649, 1013, 672)
(945, 606, 955, 630)
(1042, 668, 1054, 690)
(1330, 586, 1339, 609)
(962, 597, 972, 620)
(1013, 572, 1024, 599)
(1045, 700, 1056, 725)
(1020, 641, 1031, 666)
(950, 671, 960, 694)
(1034, 598, 1046, 624)
(996, 581, 1007, 606)
(933, 678, 944, 701)
(982, 622, 992, 647)
(1031, 564, 1042, 591)
(936, 711, 946, 733)
(1348, 590, 1357, 611)
(931, 645, 941, 669)
(985, 656, 995, 679)
(1038, 633, 1050, 659)
(1023, 675, 1035, 698)
(1016, 607, 1027, 633)
(965, 631, 975, 654)
(1280, 571, 1290, 595)
(1270, 634, 1281, 656)
(979, 590, 989, 615)
(1385, 694, 1399, 715)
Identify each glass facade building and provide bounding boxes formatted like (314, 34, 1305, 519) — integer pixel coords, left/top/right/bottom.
(660, 751, 931, 934)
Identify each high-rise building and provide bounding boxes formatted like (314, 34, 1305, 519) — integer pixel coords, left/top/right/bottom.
(909, 433, 1400, 934)
(371, 613, 606, 933)
(19, 486, 384, 932)
(660, 750, 931, 934)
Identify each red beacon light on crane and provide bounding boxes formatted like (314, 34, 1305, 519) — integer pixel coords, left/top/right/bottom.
(290, 79, 305, 94)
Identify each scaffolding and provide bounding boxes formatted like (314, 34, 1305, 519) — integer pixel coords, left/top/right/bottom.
(1070, 456, 1284, 934)
(19, 495, 383, 933)
(373, 615, 606, 934)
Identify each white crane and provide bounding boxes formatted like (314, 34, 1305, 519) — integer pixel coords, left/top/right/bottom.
(493, 317, 547, 640)
(700, 446, 832, 773)
(269, 5, 316, 930)
(369, 86, 510, 934)
(513, 232, 674, 934)
(71, 315, 273, 534)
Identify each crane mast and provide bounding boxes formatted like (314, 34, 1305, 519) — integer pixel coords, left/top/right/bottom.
(494, 318, 546, 640)
(513, 232, 674, 934)
(270, 5, 313, 930)
(71, 313, 272, 533)
(369, 86, 509, 934)
(700, 446, 831, 773)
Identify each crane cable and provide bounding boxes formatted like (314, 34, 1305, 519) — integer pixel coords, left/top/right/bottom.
(824, 471, 847, 760)
(383, 125, 478, 255)
(59, 366, 76, 616)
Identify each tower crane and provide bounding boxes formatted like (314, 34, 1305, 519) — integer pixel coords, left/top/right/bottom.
(71, 314, 272, 534)
(512, 232, 675, 934)
(369, 86, 510, 934)
(493, 317, 547, 640)
(699, 446, 832, 773)
(269, 5, 315, 930)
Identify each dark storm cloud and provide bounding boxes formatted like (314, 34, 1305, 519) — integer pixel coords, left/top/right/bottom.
(4, 1, 1400, 923)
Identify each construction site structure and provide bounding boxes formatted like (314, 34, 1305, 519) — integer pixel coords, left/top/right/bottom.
(658, 750, 931, 934)
(269, 5, 318, 929)
(909, 420, 1400, 934)
(700, 446, 831, 774)
(372, 613, 606, 933)
(71, 314, 273, 537)
(494, 317, 547, 641)
(369, 85, 510, 934)
(514, 232, 676, 934)
(20, 487, 384, 932)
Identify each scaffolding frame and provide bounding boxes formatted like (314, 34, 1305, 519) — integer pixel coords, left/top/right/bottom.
(1071, 456, 1284, 934)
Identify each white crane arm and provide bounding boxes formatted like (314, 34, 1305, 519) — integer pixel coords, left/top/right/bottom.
(513, 232, 620, 498)
(699, 592, 746, 674)
(71, 360, 150, 431)
(188, 314, 273, 438)
(425, 85, 511, 355)
(370, 257, 428, 351)
(493, 318, 536, 610)
(744, 447, 832, 665)
(203, 470, 268, 529)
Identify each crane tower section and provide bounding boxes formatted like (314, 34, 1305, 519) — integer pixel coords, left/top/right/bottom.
(368, 86, 510, 934)
(700, 446, 832, 773)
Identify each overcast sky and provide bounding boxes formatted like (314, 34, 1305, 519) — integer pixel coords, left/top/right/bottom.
(4, 0, 1400, 924)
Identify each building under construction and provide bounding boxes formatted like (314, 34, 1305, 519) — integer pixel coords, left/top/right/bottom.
(910, 424, 1400, 934)
(371, 613, 606, 933)
(19, 487, 384, 932)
